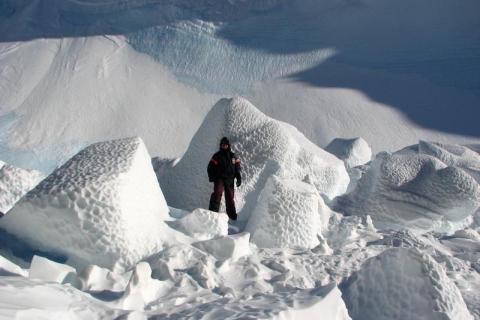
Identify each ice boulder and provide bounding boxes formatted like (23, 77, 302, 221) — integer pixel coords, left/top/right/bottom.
(0, 162, 44, 214)
(0, 255, 27, 277)
(342, 248, 473, 320)
(29, 255, 77, 284)
(246, 176, 325, 249)
(172, 208, 228, 240)
(0, 137, 171, 271)
(325, 137, 372, 169)
(335, 151, 480, 233)
(161, 97, 349, 221)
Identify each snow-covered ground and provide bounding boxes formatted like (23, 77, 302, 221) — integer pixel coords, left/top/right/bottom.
(0, 0, 479, 319)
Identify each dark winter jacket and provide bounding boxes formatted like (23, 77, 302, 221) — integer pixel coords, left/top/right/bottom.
(207, 149, 241, 183)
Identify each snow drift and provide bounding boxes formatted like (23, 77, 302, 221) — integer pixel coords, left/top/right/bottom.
(160, 97, 349, 222)
(0, 137, 171, 271)
(336, 143, 480, 233)
(342, 248, 473, 320)
(0, 161, 43, 214)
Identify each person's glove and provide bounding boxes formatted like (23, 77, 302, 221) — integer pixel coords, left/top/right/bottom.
(236, 176, 242, 187)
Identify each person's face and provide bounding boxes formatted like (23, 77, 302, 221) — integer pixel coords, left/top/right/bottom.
(221, 143, 229, 150)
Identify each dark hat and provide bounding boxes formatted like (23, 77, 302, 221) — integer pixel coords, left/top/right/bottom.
(220, 137, 230, 146)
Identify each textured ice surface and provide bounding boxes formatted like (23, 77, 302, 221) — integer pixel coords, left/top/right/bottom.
(325, 137, 372, 169)
(342, 248, 473, 320)
(246, 176, 324, 249)
(161, 97, 349, 221)
(0, 162, 43, 214)
(0, 137, 171, 271)
(172, 208, 229, 240)
(336, 148, 480, 233)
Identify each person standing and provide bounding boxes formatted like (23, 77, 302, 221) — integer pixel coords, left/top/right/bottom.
(207, 137, 242, 220)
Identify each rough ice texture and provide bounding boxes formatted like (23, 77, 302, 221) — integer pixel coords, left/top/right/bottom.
(0, 137, 170, 271)
(173, 208, 228, 240)
(161, 97, 349, 222)
(336, 147, 480, 233)
(246, 176, 324, 249)
(325, 137, 372, 169)
(342, 248, 473, 320)
(0, 162, 43, 214)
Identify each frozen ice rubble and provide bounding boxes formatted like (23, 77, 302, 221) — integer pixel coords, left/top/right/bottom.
(0, 161, 44, 214)
(336, 148, 480, 233)
(325, 137, 372, 169)
(161, 97, 349, 222)
(246, 176, 328, 249)
(0, 137, 172, 271)
(342, 248, 473, 320)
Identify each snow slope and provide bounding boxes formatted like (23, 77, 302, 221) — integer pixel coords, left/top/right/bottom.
(160, 97, 349, 222)
(0, 137, 173, 271)
(0, 0, 479, 173)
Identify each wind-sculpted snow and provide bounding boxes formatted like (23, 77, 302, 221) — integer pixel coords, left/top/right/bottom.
(336, 148, 480, 233)
(161, 97, 349, 222)
(0, 137, 172, 271)
(342, 248, 473, 320)
(0, 162, 43, 214)
(246, 176, 325, 249)
(325, 137, 372, 169)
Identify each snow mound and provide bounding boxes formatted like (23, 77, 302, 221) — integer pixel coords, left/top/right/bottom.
(342, 248, 473, 320)
(193, 232, 251, 261)
(246, 176, 324, 249)
(0, 137, 170, 271)
(161, 97, 349, 222)
(172, 208, 228, 240)
(0, 162, 44, 214)
(336, 150, 480, 233)
(325, 137, 372, 169)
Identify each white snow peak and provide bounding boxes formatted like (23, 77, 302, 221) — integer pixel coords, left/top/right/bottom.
(160, 97, 349, 222)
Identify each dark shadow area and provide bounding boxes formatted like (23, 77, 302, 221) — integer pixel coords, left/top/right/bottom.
(0, 0, 280, 42)
(289, 59, 480, 137)
(0, 226, 67, 264)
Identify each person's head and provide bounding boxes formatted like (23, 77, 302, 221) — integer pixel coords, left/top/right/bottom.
(220, 137, 230, 151)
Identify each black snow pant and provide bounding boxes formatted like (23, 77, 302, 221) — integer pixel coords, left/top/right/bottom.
(209, 178, 237, 220)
